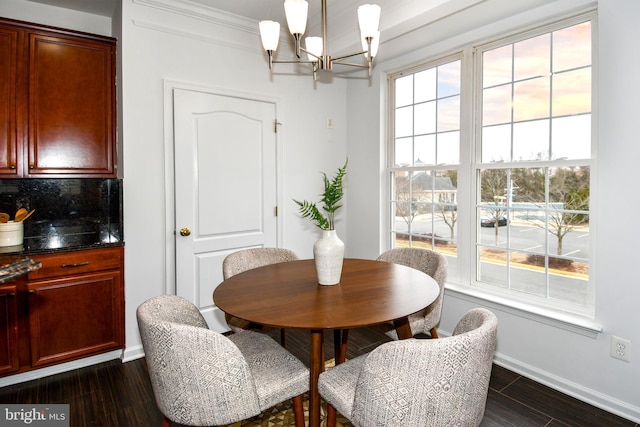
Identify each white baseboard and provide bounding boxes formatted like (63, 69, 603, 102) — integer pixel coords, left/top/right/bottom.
(493, 352, 640, 424)
(122, 344, 145, 362)
(435, 326, 640, 423)
(0, 350, 123, 388)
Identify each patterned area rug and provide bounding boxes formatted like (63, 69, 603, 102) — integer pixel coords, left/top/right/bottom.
(222, 394, 354, 427)
(223, 359, 354, 427)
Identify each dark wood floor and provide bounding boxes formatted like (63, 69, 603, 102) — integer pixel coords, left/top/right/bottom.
(0, 326, 636, 427)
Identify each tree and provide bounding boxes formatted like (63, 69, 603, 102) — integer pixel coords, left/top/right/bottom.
(437, 201, 457, 240)
(480, 169, 508, 245)
(546, 168, 590, 255)
(394, 173, 427, 233)
(436, 170, 458, 240)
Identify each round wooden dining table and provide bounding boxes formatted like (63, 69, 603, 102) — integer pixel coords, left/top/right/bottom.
(213, 258, 439, 427)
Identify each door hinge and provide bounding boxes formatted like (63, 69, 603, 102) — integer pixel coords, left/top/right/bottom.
(274, 120, 282, 133)
(275, 206, 278, 216)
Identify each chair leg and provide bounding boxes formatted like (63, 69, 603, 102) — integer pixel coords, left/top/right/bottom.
(292, 394, 305, 427)
(161, 416, 172, 427)
(326, 403, 337, 427)
(333, 329, 349, 364)
(280, 328, 286, 347)
(430, 327, 439, 339)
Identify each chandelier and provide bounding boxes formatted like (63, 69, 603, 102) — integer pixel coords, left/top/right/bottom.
(259, 0, 381, 80)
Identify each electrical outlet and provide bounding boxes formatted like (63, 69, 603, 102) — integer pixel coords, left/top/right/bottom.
(611, 336, 631, 362)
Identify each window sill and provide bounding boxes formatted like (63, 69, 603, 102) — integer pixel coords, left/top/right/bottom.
(445, 283, 603, 339)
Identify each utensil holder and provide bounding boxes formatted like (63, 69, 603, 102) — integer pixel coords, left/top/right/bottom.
(0, 221, 24, 247)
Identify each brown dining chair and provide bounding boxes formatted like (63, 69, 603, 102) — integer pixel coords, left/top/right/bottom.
(319, 308, 498, 427)
(376, 247, 447, 339)
(137, 295, 308, 427)
(222, 247, 299, 346)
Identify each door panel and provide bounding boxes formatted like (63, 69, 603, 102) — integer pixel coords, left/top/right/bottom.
(196, 112, 263, 235)
(28, 34, 115, 176)
(0, 27, 19, 176)
(173, 88, 277, 331)
(28, 272, 123, 367)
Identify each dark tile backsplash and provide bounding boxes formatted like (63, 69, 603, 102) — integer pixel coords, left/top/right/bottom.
(0, 179, 123, 252)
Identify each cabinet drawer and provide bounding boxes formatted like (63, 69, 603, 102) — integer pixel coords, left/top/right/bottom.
(28, 247, 122, 280)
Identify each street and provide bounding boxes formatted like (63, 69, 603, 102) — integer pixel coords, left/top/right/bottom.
(396, 214, 589, 261)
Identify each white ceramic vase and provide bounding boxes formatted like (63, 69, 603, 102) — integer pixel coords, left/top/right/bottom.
(313, 229, 345, 285)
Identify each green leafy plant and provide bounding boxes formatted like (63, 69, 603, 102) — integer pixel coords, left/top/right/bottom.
(294, 159, 348, 230)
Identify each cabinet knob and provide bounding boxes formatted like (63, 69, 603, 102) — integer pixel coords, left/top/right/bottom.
(179, 227, 191, 237)
(8, 292, 15, 297)
(9, 165, 16, 170)
(29, 165, 35, 169)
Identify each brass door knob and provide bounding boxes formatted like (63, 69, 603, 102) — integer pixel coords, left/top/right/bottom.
(179, 227, 191, 236)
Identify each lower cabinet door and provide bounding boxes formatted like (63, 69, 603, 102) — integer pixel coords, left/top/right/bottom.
(27, 271, 124, 367)
(0, 283, 19, 374)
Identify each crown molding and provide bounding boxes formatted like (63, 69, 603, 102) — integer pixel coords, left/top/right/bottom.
(132, 0, 257, 35)
(131, 18, 259, 54)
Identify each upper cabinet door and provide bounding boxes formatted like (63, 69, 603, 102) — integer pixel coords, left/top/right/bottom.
(0, 27, 19, 176)
(28, 33, 116, 177)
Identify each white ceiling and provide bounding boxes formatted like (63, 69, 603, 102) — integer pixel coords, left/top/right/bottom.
(26, 0, 454, 22)
(25, 0, 490, 62)
(24, 0, 555, 62)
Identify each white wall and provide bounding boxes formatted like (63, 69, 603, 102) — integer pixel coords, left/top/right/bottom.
(346, 0, 640, 422)
(118, 0, 348, 356)
(0, 0, 111, 36)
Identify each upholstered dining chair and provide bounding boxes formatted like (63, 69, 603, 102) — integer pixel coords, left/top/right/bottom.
(376, 247, 447, 339)
(222, 247, 299, 346)
(136, 295, 308, 427)
(319, 308, 498, 427)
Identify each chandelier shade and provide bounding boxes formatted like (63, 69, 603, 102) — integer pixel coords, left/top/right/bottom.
(357, 4, 381, 38)
(284, 0, 308, 35)
(305, 36, 323, 60)
(259, 0, 381, 80)
(259, 20, 281, 51)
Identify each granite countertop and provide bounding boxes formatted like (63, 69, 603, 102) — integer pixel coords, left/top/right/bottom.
(0, 257, 42, 284)
(0, 218, 124, 256)
(0, 222, 124, 282)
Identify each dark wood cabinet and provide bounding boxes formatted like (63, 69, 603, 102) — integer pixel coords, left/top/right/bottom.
(0, 246, 124, 378)
(0, 18, 116, 178)
(0, 26, 20, 176)
(0, 282, 20, 375)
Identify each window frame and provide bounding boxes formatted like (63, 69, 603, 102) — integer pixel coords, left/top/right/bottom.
(386, 11, 597, 319)
(387, 53, 465, 282)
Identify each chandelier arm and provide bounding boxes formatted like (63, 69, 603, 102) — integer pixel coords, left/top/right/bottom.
(300, 46, 321, 61)
(271, 58, 318, 65)
(331, 50, 369, 62)
(330, 61, 369, 68)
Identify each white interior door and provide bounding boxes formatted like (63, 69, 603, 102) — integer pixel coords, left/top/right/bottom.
(173, 88, 278, 332)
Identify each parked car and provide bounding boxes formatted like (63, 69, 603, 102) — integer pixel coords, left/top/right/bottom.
(480, 216, 508, 227)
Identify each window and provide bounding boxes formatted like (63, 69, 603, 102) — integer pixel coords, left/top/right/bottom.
(388, 15, 594, 316)
(390, 57, 462, 282)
